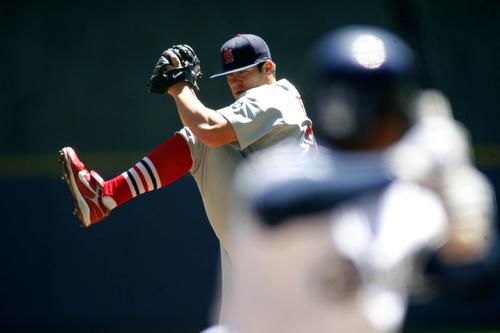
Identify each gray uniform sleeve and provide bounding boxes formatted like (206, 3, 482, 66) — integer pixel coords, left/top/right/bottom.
(218, 80, 313, 152)
(177, 127, 203, 174)
(218, 97, 283, 150)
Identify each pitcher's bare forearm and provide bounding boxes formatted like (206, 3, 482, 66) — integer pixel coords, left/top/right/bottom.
(168, 83, 237, 147)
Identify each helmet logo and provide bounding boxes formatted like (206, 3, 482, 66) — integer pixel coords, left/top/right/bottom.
(223, 48, 234, 64)
(352, 35, 386, 69)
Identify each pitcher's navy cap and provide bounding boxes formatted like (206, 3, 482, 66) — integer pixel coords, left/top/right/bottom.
(210, 34, 272, 78)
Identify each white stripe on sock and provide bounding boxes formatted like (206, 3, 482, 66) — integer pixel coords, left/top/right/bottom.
(143, 157, 162, 188)
(122, 171, 137, 197)
(136, 161, 154, 192)
(129, 168, 145, 195)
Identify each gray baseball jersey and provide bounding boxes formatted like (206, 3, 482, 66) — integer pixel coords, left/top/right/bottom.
(177, 78, 315, 323)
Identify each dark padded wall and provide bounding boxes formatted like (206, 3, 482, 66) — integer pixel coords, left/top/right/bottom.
(2, 1, 499, 332)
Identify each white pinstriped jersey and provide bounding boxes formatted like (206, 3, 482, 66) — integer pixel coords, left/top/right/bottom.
(226, 146, 448, 333)
(178, 78, 315, 323)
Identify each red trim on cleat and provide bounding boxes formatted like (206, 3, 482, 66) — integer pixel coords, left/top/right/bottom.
(59, 147, 110, 227)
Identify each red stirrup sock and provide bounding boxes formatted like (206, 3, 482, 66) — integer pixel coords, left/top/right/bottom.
(102, 133, 192, 209)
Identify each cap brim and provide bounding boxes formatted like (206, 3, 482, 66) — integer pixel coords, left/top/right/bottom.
(209, 63, 260, 79)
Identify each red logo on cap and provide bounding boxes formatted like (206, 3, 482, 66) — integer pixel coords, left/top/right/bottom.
(223, 48, 234, 64)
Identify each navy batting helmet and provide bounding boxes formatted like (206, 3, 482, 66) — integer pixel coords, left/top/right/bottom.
(310, 25, 418, 149)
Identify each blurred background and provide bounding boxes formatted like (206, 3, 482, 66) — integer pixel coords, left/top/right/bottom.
(1, 0, 500, 332)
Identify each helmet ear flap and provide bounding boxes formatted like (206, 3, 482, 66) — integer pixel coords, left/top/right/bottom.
(314, 80, 383, 148)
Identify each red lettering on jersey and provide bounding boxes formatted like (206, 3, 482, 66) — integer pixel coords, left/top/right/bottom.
(305, 125, 313, 139)
(305, 125, 318, 150)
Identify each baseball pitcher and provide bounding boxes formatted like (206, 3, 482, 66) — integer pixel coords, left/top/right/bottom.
(59, 33, 316, 325)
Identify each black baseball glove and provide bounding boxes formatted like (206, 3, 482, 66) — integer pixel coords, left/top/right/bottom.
(146, 44, 202, 94)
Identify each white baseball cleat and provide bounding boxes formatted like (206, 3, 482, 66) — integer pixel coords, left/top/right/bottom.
(59, 147, 110, 227)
